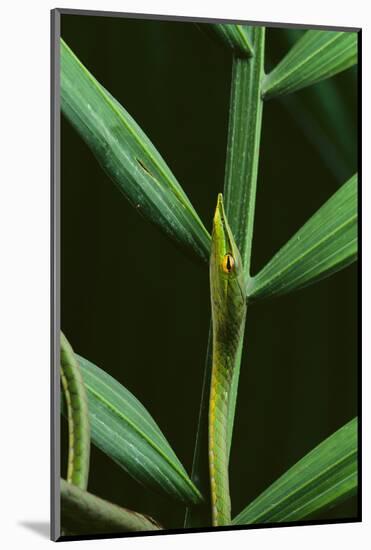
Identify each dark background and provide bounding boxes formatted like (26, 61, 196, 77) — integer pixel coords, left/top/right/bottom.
(60, 14, 358, 531)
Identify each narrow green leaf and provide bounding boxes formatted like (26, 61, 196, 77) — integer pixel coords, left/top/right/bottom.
(197, 23, 253, 58)
(278, 31, 357, 181)
(60, 38, 210, 262)
(248, 174, 358, 299)
(75, 355, 203, 505)
(280, 79, 356, 182)
(233, 418, 357, 524)
(263, 30, 358, 99)
(60, 333, 90, 490)
(61, 478, 162, 534)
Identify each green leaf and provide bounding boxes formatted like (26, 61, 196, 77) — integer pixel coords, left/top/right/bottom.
(197, 23, 253, 58)
(61, 478, 162, 534)
(60, 333, 90, 490)
(233, 418, 357, 524)
(265, 30, 357, 181)
(278, 31, 357, 181)
(248, 174, 358, 299)
(60, 38, 210, 262)
(263, 30, 358, 99)
(280, 77, 357, 182)
(75, 354, 203, 505)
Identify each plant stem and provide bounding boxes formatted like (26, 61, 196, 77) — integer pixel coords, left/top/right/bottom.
(225, 27, 265, 451)
(224, 28, 265, 275)
(61, 479, 162, 534)
(185, 27, 265, 528)
(60, 332, 91, 491)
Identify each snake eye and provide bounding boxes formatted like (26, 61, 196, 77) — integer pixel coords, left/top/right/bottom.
(222, 253, 235, 274)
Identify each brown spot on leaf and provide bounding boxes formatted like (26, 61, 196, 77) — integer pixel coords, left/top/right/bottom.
(136, 158, 153, 176)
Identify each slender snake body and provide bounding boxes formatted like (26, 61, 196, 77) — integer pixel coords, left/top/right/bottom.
(209, 194, 247, 526)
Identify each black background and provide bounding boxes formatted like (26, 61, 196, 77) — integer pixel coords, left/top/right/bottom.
(60, 14, 358, 531)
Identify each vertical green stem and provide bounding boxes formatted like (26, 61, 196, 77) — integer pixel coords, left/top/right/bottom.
(225, 27, 265, 452)
(61, 332, 91, 490)
(224, 28, 265, 274)
(185, 27, 265, 528)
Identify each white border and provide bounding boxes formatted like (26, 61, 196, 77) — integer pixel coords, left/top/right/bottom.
(0, 1, 368, 548)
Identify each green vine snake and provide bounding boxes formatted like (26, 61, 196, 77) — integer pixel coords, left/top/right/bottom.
(60, 194, 245, 525)
(209, 194, 247, 526)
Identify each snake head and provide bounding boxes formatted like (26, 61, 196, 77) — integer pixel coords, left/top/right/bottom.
(210, 194, 246, 311)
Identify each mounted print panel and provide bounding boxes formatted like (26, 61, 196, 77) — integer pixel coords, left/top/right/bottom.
(51, 8, 360, 542)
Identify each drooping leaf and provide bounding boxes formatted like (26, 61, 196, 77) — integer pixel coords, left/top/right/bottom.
(248, 174, 358, 299)
(75, 355, 203, 505)
(197, 23, 253, 58)
(233, 418, 357, 524)
(60, 38, 210, 262)
(263, 30, 358, 99)
(60, 333, 90, 490)
(60, 478, 162, 535)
